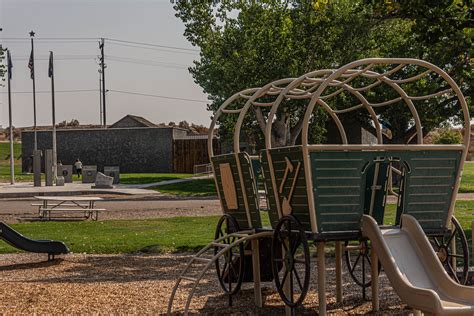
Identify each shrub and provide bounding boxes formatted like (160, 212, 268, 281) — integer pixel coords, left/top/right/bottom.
(432, 128, 462, 144)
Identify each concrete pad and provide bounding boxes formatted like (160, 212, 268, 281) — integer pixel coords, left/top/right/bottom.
(0, 182, 160, 198)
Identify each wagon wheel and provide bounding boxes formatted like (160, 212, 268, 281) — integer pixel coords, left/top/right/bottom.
(429, 216, 469, 285)
(271, 215, 310, 308)
(214, 214, 245, 297)
(344, 240, 381, 288)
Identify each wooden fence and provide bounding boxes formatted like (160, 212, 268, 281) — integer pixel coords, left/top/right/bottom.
(173, 138, 219, 173)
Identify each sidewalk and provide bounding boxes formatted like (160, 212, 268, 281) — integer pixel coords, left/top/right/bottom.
(0, 175, 212, 199)
(123, 174, 212, 189)
(0, 182, 160, 198)
(1, 178, 473, 201)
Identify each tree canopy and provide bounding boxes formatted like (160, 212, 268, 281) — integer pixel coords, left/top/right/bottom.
(173, 0, 472, 147)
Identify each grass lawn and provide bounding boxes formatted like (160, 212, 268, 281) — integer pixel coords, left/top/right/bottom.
(0, 200, 471, 256)
(0, 143, 192, 184)
(0, 216, 219, 254)
(154, 178, 216, 197)
(459, 162, 474, 193)
(0, 142, 33, 183)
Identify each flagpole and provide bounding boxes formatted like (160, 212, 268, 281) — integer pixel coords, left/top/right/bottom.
(49, 51, 57, 183)
(29, 31, 37, 151)
(7, 49, 15, 185)
(100, 38, 107, 126)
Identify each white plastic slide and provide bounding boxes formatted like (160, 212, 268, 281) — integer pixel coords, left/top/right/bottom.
(362, 214, 474, 315)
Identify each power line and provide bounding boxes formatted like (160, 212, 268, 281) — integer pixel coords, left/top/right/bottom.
(106, 55, 189, 69)
(1, 37, 200, 55)
(106, 41, 198, 55)
(0, 39, 98, 45)
(107, 58, 187, 70)
(0, 88, 208, 104)
(13, 54, 97, 58)
(1, 37, 99, 41)
(13, 56, 96, 61)
(0, 89, 98, 94)
(108, 89, 208, 103)
(105, 38, 199, 52)
(1, 37, 199, 53)
(106, 55, 189, 67)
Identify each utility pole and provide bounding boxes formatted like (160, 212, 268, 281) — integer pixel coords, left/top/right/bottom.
(99, 71, 103, 125)
(99, 38, 107, 127)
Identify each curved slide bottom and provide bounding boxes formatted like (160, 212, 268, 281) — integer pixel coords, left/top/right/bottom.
(362, 215, 474, 315)
(0, 222, 69, 259)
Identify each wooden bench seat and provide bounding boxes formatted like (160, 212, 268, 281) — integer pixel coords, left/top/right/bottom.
(39, 208, 104, 221)
(32, 203, 91, 207)
(40, 208, 106, 212)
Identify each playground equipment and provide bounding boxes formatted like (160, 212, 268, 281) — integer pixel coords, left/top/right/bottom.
(364, 214, 474, 314)
(168, 58, 473, 315)
(168, 78, 321, 313)
(0, 222, 69, 260)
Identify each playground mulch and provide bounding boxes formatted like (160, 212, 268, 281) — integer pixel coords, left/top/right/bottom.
(0, 253, 410, 315)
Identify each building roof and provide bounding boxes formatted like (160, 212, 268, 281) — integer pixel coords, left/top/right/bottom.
(109, 115, 157, 128)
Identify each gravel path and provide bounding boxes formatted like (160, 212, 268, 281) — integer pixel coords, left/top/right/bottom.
(0, 253, 409, 315)
(0, 197, 222, 223)
(0, 192, 472, 224)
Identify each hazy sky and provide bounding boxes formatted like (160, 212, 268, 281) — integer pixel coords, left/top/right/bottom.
(0, 0, 210, 128)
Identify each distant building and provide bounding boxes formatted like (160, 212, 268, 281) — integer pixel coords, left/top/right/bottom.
(21, 115, 217, 173)
(109, 114, 157, 128)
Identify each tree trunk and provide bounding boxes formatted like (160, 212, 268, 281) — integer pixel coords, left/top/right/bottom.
(271, 115, 288, 147)
(253, 107, 305, 148)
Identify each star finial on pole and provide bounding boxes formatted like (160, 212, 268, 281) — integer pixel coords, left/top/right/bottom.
(29, 30, 35, 37)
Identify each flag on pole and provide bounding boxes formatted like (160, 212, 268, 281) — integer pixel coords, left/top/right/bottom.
(48, 51, 54, 78)
(28, 49, 34, 79)
(7, 50, 13, 80)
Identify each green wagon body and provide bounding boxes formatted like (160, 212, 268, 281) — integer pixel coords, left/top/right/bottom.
(261, 146, 462, 235)
(211, 152, 262, 230)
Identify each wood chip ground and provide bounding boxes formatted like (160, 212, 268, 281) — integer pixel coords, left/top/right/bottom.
(0, 253, 411, 315)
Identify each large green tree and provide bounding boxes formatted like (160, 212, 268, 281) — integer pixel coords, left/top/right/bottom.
(173, 0, 472, 147)
(367, 0, 473, 142)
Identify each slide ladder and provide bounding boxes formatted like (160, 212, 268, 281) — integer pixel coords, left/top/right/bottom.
(167, 230, 268, 315)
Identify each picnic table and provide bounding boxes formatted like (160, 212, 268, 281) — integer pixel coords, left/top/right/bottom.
(33, 196, 104, 221)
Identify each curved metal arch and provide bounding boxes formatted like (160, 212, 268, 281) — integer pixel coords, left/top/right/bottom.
(208, 88, 260, 158)
(353, 68, 424, 144)
(299, 58, 470, 227)
(264, 69, 334, 149)
(314, 67, 425, 143)
(233, 78, 297, 154)
(315, 68, 423, 145)
(301, 58, 470, 149)
(264, 69, 387, 149)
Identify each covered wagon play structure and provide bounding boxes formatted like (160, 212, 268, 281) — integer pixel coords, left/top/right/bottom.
(168, 58, 474, 315)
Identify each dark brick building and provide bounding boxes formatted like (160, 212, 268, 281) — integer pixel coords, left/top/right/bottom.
(21, 115, 215, 173)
